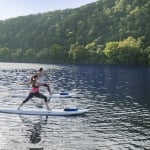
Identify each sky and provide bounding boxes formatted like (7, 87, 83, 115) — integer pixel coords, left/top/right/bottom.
(0, 0, 97, 20)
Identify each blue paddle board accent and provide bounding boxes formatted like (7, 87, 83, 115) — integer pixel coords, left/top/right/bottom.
(64, 107, 78, 111)
(60, 92, 69, 95)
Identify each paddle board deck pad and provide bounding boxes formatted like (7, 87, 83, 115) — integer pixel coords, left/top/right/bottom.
(12, 92, 74, 98)
(48, 93, 74, 98)
(0, 108, 88, 116)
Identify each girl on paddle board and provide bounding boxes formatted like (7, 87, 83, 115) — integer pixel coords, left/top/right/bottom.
(18, 74, 51, 110)
(37, 67, 46, 83)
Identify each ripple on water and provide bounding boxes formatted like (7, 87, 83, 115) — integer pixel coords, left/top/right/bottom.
(0, 63, 150, 150)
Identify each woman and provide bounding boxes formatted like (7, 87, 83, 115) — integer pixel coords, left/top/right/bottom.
(18, 74, 51, 110)
(37, 67, 45, 83)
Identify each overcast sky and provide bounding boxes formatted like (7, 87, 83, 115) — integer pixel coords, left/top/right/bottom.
(0, 0, 97, 20)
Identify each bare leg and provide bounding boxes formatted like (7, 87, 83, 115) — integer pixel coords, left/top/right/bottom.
(18, 102, 24, 110)
(45, 102, 50, 110)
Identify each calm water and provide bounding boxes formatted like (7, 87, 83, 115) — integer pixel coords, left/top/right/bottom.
(0, 62, 150, 150)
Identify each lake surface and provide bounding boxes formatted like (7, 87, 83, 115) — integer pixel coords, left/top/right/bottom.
(0, 62, 150, 150)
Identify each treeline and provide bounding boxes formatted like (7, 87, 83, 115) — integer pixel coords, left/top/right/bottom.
(1, 36, 150, 64)
(0, 0, 150, 64)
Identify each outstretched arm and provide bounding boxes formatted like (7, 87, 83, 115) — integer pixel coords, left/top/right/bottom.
(18, 81, 31, 85)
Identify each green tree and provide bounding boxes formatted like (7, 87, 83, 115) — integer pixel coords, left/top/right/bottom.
(36, 48, 49, 62)
(144, 46, 150, 64)
(69, 44, 90, 64)
(12, 48, 24, 61)
(104, 41, 120, 63)
(85, 42, 105, 64)
(104, 37, 144, 64)
(0, 47, 11, 60)
(117, 37, 142, 64)
(24, 49, 35, 62)
(49, 44, 66, 63)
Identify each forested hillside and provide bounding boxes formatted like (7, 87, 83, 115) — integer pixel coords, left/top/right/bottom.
(0, 0, 150, 64)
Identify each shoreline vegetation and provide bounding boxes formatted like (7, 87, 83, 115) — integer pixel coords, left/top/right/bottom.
(0, 0, 150, 65)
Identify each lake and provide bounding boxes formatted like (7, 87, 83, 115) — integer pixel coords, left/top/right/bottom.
(0, 62, 150, 150)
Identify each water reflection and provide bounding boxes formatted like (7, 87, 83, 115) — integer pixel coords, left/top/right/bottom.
(19, 115, 48, 144)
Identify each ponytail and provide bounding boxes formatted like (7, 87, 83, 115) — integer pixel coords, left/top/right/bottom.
(31, 74, 38, 82)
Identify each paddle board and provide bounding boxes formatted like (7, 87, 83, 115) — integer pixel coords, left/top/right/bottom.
(11, 92, 74, 98)
(0, 108, 88, 116)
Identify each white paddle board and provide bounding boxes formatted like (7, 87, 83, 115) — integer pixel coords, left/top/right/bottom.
(11, 92, 74, 98)
(0, 108, 88, 116)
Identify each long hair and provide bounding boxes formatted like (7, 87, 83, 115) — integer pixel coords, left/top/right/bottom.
(31, 74, 38, 82)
